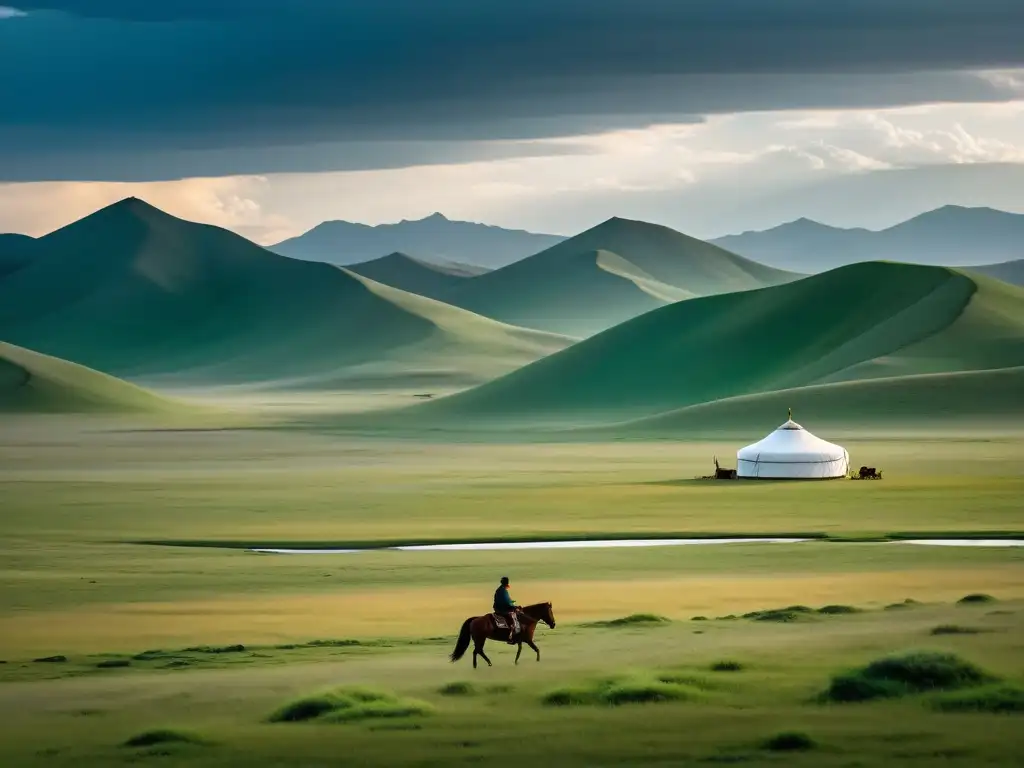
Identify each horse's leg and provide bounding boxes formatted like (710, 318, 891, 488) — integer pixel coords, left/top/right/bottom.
(515, 642, 522, 665)
(526, 638, 540, 661)
(476, 637, 493, 668)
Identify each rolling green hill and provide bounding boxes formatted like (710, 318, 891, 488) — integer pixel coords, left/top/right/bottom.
(0, 199, 572, 391)
(345, 252, 486, 302)
(0, 234, 35, 278)
(0, 341, 178, 414)
(588, 367, 1024, 438)
(409, 262, 1024, 426)
(445, 217, 798, 336)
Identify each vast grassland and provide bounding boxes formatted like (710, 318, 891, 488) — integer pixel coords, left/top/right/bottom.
(1, 418, 1023, 766)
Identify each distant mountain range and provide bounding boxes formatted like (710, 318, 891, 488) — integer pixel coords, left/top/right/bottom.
(712, 206, 1024, 276)
(0, 199, 571, 393)
(269, 212, 565, 269)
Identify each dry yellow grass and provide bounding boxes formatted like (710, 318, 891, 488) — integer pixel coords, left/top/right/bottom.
(3, 565, 1022, 656)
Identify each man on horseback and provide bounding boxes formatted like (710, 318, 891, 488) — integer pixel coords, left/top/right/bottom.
(493, 576, 520, 644)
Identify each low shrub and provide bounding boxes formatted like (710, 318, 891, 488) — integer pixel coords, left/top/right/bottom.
(824, 673, 907, 703)
(762, 731, 817, 752)
(930, 685, 1024, 714)
(542, 685, 601, 706)
(742, 606, 813, 623)
(183, 644, 245, 654)
(438, 681, 475, 696)
(33, 655, 67, 663)
(710, 660, 744, 672)
(132, 650, 170, 661)
(930, 625, 984, 636)
(321, 699, 433, 723)
(885, 599, 920, 611)
(958, 594, 996, 605)
(96, 659, 131, 669)
(268, 687, 432, 724)
(269, 694, 338, 723)
(303, 639, 363, 648)
(587, 614, 671, 628)
(602, 680, 690, 705)
(817, 605, 861, 615)
(122, 729, 208, 748)
(543, 675, 701, 707)
(822, 651, 993, 703)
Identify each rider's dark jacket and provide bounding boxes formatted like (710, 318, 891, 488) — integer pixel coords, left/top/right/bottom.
(493, 585, 516, 613)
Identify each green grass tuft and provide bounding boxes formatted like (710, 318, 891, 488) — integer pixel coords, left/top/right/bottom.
(543, 675, 701, 707)
(822, 651, 994, 703)
(742, 605, 814, 623)
(817, 604, 861, 615)
(122, 729, 208, 748)
(762, 731, 817, 752)
(183, 644, 245, 654)
(958, 593, 997, 605)
(930, 625, 985, 636)
(268, 694, 339, 723)
(438, 681, 475, 696)
(586, 613, 671, 628)
(885, 599, 921, 611)
(320, 699, 433, 723)
(268, 687, 432, 724)
(96, 659, 131, 669)
(710, 660, 744, 672)
(929, 685, 1024, 714)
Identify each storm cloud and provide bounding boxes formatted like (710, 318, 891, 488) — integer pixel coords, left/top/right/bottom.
(4, 1, 1024, 181)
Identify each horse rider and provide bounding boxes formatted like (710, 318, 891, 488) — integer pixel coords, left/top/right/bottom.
(493, 576, 520, 644)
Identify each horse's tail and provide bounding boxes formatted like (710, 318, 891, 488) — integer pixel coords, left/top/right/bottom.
(449, 617, 473, 662)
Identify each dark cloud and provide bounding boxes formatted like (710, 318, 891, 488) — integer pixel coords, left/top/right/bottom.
(3, 2, 1024, 181)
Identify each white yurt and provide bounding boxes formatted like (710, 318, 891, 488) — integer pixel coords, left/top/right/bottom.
(736, 410, 849, 480)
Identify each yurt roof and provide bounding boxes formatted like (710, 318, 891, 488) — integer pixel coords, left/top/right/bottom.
(737, 413, 847, 464)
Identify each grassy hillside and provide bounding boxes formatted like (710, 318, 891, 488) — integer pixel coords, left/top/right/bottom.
(0, 341, 179, 414)
(408, 262, 1024, 426)
(0, 199, 572, 391)
(0, 233, 35, 278)
(346, 251, 484, 301)
(592, 367, 1024, 438)
(446, 217, 797, 336)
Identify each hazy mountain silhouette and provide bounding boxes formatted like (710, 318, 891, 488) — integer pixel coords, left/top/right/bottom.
(712, 206, 1024, 272)
(968, 259, 1024, 287)
(269, 212, 564, 268)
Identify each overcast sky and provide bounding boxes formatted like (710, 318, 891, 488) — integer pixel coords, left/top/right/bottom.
(2, 1, 1023, 243)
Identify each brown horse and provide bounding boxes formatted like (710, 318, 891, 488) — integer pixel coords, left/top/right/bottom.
(449, 602, 556, 668)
